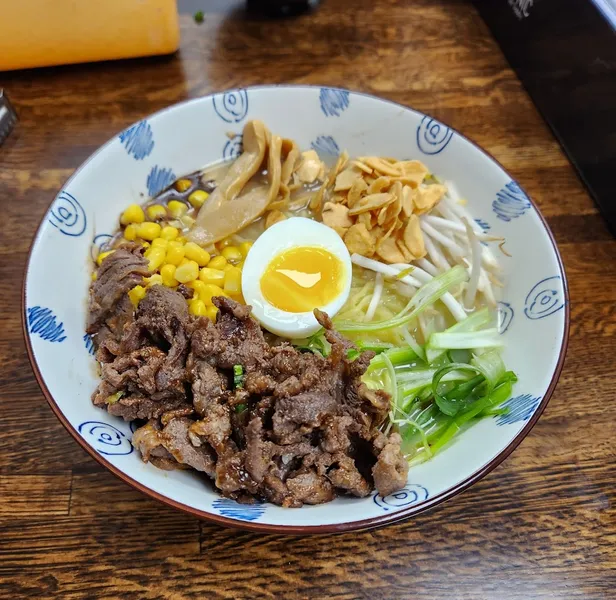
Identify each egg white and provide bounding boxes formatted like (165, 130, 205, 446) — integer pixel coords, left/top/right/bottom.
(241, 217, 352, 339)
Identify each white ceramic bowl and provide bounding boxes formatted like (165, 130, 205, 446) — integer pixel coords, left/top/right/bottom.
(24, 86, 569, 533)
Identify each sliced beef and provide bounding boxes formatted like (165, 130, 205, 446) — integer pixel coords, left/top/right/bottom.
(372, 432, 409, 497)
(90, 278, 409, 506)
(87, 244, 149, 338)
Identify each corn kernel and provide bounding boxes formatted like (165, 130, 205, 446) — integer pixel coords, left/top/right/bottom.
(146, 204, 167, 221)
(151, 238, 169, 250)
(120, 204, 145, 225)
(160, 226, 179, 241)
(221, 246, 242, 264)
(136, 222, 162, 241)
(128, 285, 146, 307)
(145, 274, 163, 288)
(176, 236, 187, 244)
(223, 263, 235, 272)
(199, 267, 225, 286)
(174, 260, 199, 284)
(238, 241, 253, 257)
(224, 266, 242, 295)
(124, 224, 138, 241)
(199, 283, 227, 306)
(174, 179, 192, 193)
(141, 241, 150, 249)
(218, 238, 233, 249)
(91, 271, 97, 282)
(188, 279, 207, 299)
(145, 247, 166, 271)
(184, 242, 211, 267)
(189, 298, 208, 317)
(179, 257, 191, 266)
(96, 250, 115, 266)
(205, 305, 219, 322)
(188, 189, 209, 209)
(160, 264, 177, 287)
(208, 255, 227, 270)
(168, 200, 188, 218)
(165, 244, 185, 266)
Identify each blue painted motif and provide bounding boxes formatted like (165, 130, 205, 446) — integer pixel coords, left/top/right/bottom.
(27, 307, 67, 343)
(496, 394, 541, 426)
(83, 333, 95, 356)
(78, 421, 133, 456)
(90, 233, 113, 261)
(119, 120, 154, 160)
(416, 116, 454, 155)
(492, 181, 531, 222)
(524, 276, 565, 320)
(146, 165, 176, 197)
(213, 90, 249, 124)
(212, 498, 266, 522)
(373, 484, 429, 511)
(319, 88, 350, 117)
(475, 218, 491, 232)
(497, 301, 514, 334)
(311, 135, 340, 156)
(48, 191, 87, 237)
(223, 135, 243, 161)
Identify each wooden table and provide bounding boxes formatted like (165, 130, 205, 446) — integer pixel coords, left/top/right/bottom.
(2, 1, 615, 598)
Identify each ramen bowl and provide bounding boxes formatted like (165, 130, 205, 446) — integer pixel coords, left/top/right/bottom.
(23, 86, 569, 533)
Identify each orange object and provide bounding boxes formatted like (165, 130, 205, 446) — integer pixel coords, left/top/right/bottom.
(0, 0, 180, 71)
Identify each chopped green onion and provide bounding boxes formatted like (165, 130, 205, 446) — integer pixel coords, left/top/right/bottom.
(335, 265, 467, 333)
(194, 10, 205, 23)
(235, 403, 247, 414)
(346, 348, 361, 361)
(428, 329, 503, 352)
(233, 364, 244, 389)
(105, 391, 124, 405)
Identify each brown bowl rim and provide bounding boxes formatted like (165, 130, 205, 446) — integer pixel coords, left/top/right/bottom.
(22, 86, 570, 534)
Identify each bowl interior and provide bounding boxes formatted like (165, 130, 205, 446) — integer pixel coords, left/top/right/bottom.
(24, 86, 568, 532)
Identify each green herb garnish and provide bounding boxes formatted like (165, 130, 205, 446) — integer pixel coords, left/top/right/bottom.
(194, 10, 204, 23)
(233, 364, 244, 389)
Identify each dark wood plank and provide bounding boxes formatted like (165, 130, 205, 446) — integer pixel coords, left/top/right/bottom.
(0, 0, 614, 598)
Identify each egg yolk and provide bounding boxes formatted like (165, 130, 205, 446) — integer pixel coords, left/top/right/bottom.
(260, 246, 344, 313)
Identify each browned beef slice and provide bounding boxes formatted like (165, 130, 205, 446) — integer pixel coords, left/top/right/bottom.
(161, 418, 216, 476)
(188, 354, 228, 416)
(210, 296, 270, 370)
(87, 244, 149, 336)
(286, 470, 335, 504)
(131, 419, 179, 470)
(272, 392, 339, 444)
(372, 432, 409, 497)
(106, 394, 186, 421)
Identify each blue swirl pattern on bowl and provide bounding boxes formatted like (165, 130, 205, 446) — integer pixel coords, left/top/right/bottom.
(416, 116, 454, 155)
(319, 88, 350, 117)
(524, 276, 565, 320)
(496, 394, 541, 426)
(213, 90, 249, 124)
(223, 135, 243, 161)
(27, 307, 67, 343)
(147, 166, 176, 197)
(373, 484, 429, 511)
(212, 498, 266, 522)
(493, 181, 531, 222)
(48, 191, 87, 237)
(497, 302, 514, 334)
(119, 120, 155, 160)
(78, 421, 133, 456)
(311, 135, 340, 156)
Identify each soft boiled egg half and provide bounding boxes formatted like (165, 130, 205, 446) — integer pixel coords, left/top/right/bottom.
(241, 217, 352, 338)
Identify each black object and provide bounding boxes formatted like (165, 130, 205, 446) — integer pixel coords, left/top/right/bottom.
(246, 0, 318, 17)
(473, 0, 616, 235)
(0, 89, 18, 146)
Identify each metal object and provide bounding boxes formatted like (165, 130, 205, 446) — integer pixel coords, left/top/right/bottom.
(0, 90, 17, 146)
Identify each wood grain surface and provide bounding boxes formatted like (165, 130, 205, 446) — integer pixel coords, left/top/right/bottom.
(1, 0, 615, 598)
